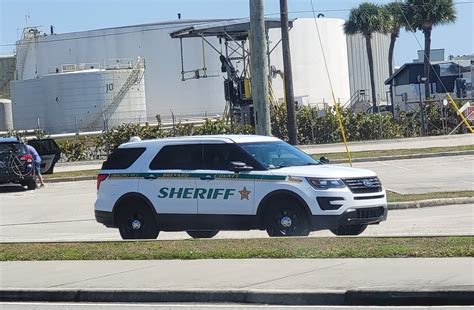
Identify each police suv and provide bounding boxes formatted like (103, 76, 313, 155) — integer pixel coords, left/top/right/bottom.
(95, 135, 387, 239)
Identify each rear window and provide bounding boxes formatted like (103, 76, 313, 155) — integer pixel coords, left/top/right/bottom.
(149, 144, 201, 170)
(0, 143, 27, 156)
(102, 147, 146, 170)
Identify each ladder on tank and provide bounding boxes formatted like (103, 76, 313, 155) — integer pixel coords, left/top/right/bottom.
(87, 57, 145, 130)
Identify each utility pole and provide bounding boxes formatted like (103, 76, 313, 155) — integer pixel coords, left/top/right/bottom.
(279, 0, 297, 145)
(249, 0, 271, 136)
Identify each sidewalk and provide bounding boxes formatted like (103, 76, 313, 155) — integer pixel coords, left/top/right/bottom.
(1, 258, 473, 305)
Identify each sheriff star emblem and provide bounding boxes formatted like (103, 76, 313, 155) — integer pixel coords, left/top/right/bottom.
(239, 186, 251, 200)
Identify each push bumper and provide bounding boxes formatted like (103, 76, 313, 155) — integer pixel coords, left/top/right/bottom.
(310, 205, 388, 231)
(95, 210, 116, 228)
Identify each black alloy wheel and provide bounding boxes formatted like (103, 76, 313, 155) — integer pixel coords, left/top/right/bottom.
(265, 200, 310, 237)
(118, 205, 159, 239)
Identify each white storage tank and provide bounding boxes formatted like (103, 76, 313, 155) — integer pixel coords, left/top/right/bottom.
(11, 63, 146, 133)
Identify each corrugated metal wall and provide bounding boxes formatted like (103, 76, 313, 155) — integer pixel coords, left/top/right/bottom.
(346, 32, 391, 105)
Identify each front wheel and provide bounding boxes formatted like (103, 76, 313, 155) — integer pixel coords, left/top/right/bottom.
(118, 205, 159, 240)
(186, 230, 219, 239)
(330, 224, 367, 236)
(264, 200, 310, 237)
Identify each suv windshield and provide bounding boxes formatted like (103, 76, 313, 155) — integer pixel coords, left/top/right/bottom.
(0, 143, 27, 157)
(239, 141, 320, 169)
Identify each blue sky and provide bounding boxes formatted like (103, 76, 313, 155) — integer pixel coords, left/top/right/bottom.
(0, 0, 472, 65)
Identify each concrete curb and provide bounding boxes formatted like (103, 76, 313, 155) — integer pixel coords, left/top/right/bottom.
(388, 197, 474, 210)
(45, 176, 96, 183)
(0, 288, 472, 305)
(329, 150, 474, 164)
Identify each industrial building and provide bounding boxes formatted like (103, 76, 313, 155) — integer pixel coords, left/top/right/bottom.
(9, 18, 390, 133)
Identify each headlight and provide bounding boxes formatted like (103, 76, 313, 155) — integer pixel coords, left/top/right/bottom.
(307, 178, 346, 190)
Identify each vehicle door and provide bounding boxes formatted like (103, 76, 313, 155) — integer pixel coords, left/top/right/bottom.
(195, 143, 257, 215)
(28, 139, 61, 174)
(138, 143, 200, 215)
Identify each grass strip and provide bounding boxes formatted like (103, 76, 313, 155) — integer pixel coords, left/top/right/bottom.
(387, 191, 474, 202)
(311, 145, 474, 161)
(1, 237, 472, 261)
(44, 169, 98, 179)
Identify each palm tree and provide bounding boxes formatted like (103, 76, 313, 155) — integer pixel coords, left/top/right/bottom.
(344, 2, 388, 111)
(404, 0, 456, 99)
(383, 2, 408, 106)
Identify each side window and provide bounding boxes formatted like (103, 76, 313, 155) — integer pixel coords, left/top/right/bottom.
(149, 144, 201, 170)
(201, 144, 253, 170)
(102, 147, 146, 170)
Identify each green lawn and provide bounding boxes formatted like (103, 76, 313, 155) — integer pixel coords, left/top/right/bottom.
(387, 190, 474, 202)
(311, 145, 474, 161)
(43, 169, 98, 179)
(1, 237, 471, 261)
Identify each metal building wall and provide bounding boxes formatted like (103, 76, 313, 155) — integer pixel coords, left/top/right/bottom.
(346, 32, 391, 105)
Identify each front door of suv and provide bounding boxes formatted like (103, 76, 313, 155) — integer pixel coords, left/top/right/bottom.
(195, 143, 257, 216)
(140, 144, 200, 215)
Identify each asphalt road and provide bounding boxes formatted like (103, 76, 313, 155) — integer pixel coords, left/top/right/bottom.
(1, 179, 472, 242)
(0, 303, 471, 309)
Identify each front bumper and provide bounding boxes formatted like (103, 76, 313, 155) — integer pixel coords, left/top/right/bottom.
(95, 210, 115, 228)
(310, 205, 388, 231)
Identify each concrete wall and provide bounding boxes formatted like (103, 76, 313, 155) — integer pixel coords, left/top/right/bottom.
(11, 68, 146, 133)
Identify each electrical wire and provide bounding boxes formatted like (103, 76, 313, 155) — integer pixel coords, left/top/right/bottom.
(309, 0, 353, 166)
(395, 1, 473, 133)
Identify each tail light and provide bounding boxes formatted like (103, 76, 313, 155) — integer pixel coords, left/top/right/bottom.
(97, 174, 109, 190)
(19, 154, 33, 162)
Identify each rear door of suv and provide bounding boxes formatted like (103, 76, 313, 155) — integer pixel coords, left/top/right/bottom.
(139, 143, 200, 215)
(28, 139, 61, 174)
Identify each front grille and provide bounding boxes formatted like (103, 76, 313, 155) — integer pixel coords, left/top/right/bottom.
(356, 207, 385, 219)
(343, 177, 382, 193)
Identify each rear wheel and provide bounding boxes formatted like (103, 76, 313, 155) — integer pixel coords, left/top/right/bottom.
(26, 179, 36, 190)
(264, 198, 310, 237)
(330, 224, 367, 236)
(186, 230, 219, 239)
(117, 204, 159, 240)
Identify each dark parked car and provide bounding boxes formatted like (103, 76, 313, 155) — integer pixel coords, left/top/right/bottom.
(0, 137, 36, 190)
(27, 138, 61, 174)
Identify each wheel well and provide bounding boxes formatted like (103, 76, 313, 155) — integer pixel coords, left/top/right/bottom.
(112, 193, 155, 225)
(256, 190, 311, 228)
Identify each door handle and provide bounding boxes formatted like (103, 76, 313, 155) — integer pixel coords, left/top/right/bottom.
(200, 175, 215, 180)
(144, 174, 157, 180)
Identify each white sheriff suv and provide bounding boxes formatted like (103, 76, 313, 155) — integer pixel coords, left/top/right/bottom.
(95, 135, 387, 239)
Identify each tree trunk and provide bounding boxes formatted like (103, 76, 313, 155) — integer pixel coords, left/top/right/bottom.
(388, 32, 397, 114)
(423, 27, 432, 99)
(365, 36, 377, 111)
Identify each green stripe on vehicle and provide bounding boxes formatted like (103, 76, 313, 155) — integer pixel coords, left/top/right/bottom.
(108, 172, 286, 181)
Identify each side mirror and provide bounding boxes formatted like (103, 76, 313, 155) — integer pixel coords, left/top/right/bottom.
(319, 156, 330, 164)
(230, 161, 253, 172)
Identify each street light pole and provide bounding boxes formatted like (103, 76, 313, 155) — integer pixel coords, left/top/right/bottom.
(417, 75, 426, 136)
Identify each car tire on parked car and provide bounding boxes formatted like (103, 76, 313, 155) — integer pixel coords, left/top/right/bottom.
(186, 230, 219, 239)
(330, 224, 367, 236)
(264, 198, 310, 237)
(26, 179, 36, 190)
(117, 204, 159, 239)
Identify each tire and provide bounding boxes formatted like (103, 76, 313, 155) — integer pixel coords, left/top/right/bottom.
(26, 179, 36, 190)
(186, 230, 219, 239)
(330, 224, 368, 236)
(117, 204, 159, 240)
(264, 198, 310, 237)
